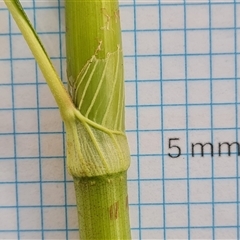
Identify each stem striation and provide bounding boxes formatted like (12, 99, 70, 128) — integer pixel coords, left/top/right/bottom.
(74, 171, 131, 240)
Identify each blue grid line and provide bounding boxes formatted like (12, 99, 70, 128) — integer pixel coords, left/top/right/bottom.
(1, 1, 237, 9)
(1, 151, 240, 163)
(126, 77, 240, 82)
(32, 1, 44, 238)
(0, 229, 78, 232)
(133, 0, 142, 238)
(133, 225, 240, 229)
(158, 1, 166, 239)
(129, 2, 240, 7)
(3, 200, 240, 207)
(3, 26, 240, 35)
(124, 26, 240, 31)
(3, 101, 240, 109)
(2, 175, 240, 183)
(3, 200, 240, 208)
(233, 1, 240, 239)
(3, 101, 240, 112)
(208, 2, 215, 239)
(2, 151, 240, 160)
(126, 53, 240, 57)
(8, 11, 20, 239)
(130, 225, 240, 230)
(1, 52, 240, 62)
(3, 52, 240, 60)
(4, 26, 240, 34)
(183, 1, 191, 238)
(4, 77, 240, 85)
(131, 176, 240, 181)
(3, 225, 240, 231)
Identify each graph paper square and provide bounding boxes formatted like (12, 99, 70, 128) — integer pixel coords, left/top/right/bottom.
(212, 79, 235, 103)
(214, 155, 237, 177)
(141, 229, 164, 240)
(12, 35, 33, 59)
(186, 5, 209, 28)
(164, 155, 187, 179)
(17, 159, 40, 181)
(165, 180, 187, 203)
(0, 60, 11, 83)
(43, 207, 66, 229)
(0, 160, 15, 182)
(187, 56, 210, 79)
(166, 229, 188, 240)
(0, 208, 17, 230)
(190, 204, 212, 227)
(136, 6, 159, 30)
(189, 179, 212, 202)
(138, 107, 161, 130)
(0, 110, 13, 133)
(137, 31, 160, 55)
(191, 229, 213, 239)
(0, 183, 16, 206)
(1, 1, 240, 239)
(139, 131, 162, 155)
(162, 56, 185, 79)
(212, 55, 235, 78)
(212, 30, 235, 53)
(162, 81, 185, 104)
(141, 205, 163, 228)
(165, 205, 188, 227)
(189, 156, 212, 178)
(138, 57, 160, 80)
(0, 36, 10, 58)
(0, 135, 14, 158)
(140, 180, 163, 203)
(16, 134, 39, 157)
(215, 228, 238, 239)
(140, 156, 162, 179)
(161, 5, 184, 29)
(19, 208, 42, 230)
(188, 105, 211, 128)
(187, 30, 210, 54)
(18, 183, 41, 206)
(138, 81, 161, 105)
(215, 204, 237, 226)
(211, 4, 234, 28)
(42, 183, 65, 205)
(14, 85, 37, 108)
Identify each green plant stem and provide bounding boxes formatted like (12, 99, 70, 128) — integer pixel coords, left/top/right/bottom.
(65, 0, 132, 238)
(74, 171, 131, 240)
(65, 0, 124, 130)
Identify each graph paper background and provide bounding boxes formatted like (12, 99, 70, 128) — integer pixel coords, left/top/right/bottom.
(1, 0, 240, 239)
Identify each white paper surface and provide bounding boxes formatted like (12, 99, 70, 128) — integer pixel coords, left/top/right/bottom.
(0, 1, 240, 239)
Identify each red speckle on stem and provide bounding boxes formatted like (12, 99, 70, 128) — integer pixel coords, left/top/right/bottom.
(109, 201, 119, 220)
(126, 195, 129, 209)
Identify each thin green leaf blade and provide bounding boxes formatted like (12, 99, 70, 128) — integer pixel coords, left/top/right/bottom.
(4, 0, 74, 121)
